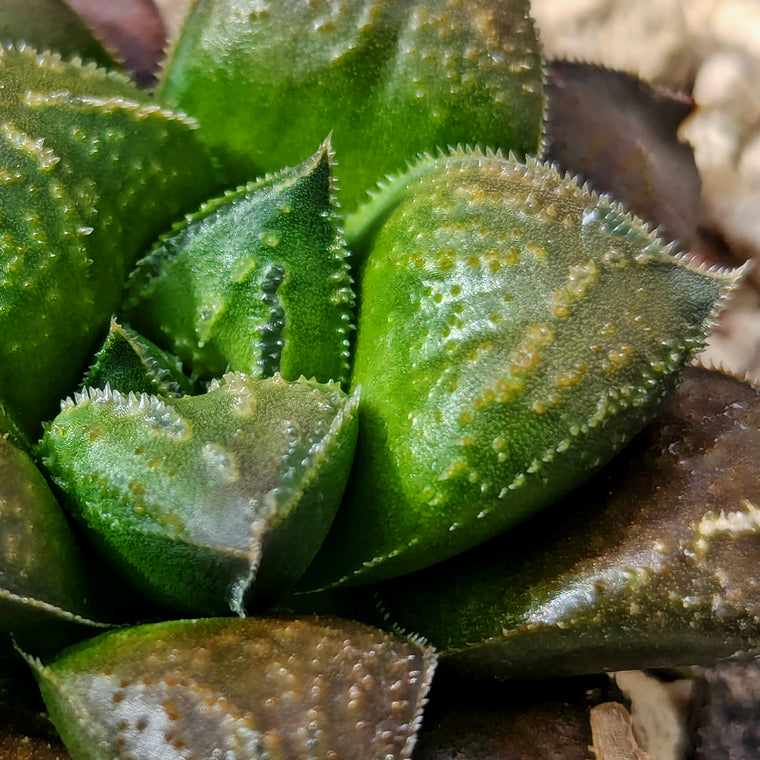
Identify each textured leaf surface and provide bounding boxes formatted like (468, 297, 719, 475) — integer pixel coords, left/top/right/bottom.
(301, 151, 743, 590)
(39, 374, 359, 614)
(371, 367, 760, 677)
(159, 0, 545, 211)
(0, 0, 114, 67)
(0, 436, 110, 648)
(31, 616, 436, 760)
(123, 142, 354, 385)
(81, 318, 195, 398)
(0, 44, 220, 435)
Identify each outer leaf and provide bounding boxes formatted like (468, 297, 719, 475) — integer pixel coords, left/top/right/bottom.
(0, 44, 220, 436)
(123, 141, 354, 385)
(158, 0, 545, 211)
(370, 367, 760, 678)
(0, 0, 114, 67)
(301, 150, 743, 590)
(39, 374, 359, 615)
(81, 317, 196, 398)
(0, 436, 110, 650)
(30, 616, 436, 760)
(545, 61, 702, 250)
(64, 0, 166, 86)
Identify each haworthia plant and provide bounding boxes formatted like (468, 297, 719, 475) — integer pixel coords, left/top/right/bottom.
(39, 374, 359, 615)
(300, 150, 744, 590)
(28, 616, 436, 760)
(81, 318, 196, 398)
(123, 142, 354, 386)
(158, 0, 545, 211)
(0, 436, 111, 651)
(369, 367, 760, 678)
(0, 43, 220, 436)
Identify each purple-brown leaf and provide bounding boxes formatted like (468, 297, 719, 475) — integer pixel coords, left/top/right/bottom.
(63, 0, 165, 85)
(545, 61, 702, 251)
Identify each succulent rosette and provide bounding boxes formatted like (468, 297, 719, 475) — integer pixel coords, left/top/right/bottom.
(0, 0, 757, 758)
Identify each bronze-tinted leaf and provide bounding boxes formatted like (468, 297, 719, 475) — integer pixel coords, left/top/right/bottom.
(370, 367, 760, 678)
(545, 61, 701, 250)
(31, 616, 436, 760)
(302, 149, 742, 590)
(63, 0, 165, 86)
(0, 436, 111, 652)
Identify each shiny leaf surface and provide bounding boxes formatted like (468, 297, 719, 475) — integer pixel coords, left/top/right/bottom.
(0, 436, 110, 649)
(0, 43, 220, 436)
(301, 151, 743, 590)
(81, 318, 196, 398)
(545, 61, 702, 250)
(31, 616, 436, 760)
(0, 0, 114, 67)
(371, 367, 760, 677)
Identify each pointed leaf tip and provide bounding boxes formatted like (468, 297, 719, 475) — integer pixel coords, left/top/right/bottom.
(304, 152, 744, 589)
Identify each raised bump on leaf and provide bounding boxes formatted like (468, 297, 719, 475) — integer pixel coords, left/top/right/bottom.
(370, 367, 760, 678)
(0, 436, 111, 648)
(0, 0, 116, 69)
(300, 149, 745, 590)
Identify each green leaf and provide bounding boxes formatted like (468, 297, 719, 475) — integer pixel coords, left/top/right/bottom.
(0, 44, 221, 435)
(300, 150, 744, 590)
(158, 0, 545, 211)
(29, 616, 436, 760)
(123, 141, 354, 386)
(81, 317, 196, 398)
(39, 374, 359, 615)
(0, 436, 111, 651)
(370, 367, 760, 678)
(0, 0, 115, 68)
